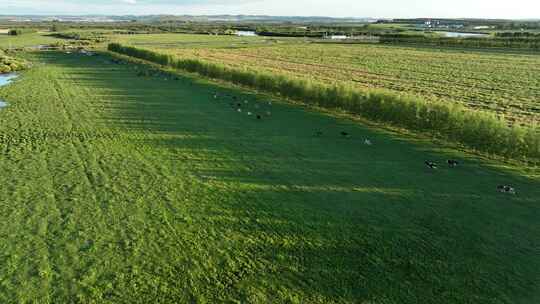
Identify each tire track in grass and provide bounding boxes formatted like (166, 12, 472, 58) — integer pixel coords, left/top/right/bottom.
(36, 55, 208, 301)
(39, 63, 96, 301)
(22, 59, 114, 300)
(48, 61, 148, 301)
(0, 65, 73, 303)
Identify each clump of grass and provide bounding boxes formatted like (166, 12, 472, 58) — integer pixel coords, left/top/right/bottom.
(0, 50, 28, 74)
(108, 43, 540, 161)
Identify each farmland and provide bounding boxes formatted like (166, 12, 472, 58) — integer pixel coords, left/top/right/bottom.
(0, 50, 538, 303)
(3, 32, 540, 127)
(111, 33, 303, 49)
(120, 34, 540, 124)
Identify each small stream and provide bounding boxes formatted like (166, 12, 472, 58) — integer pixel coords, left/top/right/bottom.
(0, 73, 18, 87)
(236, 31, 258, 37)
(0, 73, 18, 109)
(439, 31, 489, 38)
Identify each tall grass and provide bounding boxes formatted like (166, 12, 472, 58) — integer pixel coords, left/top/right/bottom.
(108, 43, 540, 160)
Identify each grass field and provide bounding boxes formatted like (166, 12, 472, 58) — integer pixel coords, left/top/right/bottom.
(111, 33, 304, 49)
(0, 32, 65, 48)
(4, 32, 540, 125)
(120, 34, 540, 124)
(0, 51, 539, 303)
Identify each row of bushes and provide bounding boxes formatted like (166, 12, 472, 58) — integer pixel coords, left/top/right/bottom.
(0, 50, 28, 74)
(495, 32, 540, 38)
(50, 32, 109, 43)
(108, 43, 540, 161)
(7, 28, 37, 36)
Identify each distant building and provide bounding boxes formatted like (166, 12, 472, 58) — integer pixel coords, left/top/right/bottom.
(235, 31, 258, 37)
(424, 19, 442, 28)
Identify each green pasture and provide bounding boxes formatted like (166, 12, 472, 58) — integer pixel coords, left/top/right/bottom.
(139, 39, 540, 124)
(109, 33, 304, 49)
(0, 52, 539, 303)
(0, 32, 64, 48)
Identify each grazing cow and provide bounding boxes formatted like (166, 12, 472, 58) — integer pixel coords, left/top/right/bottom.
(268, 101, 273, 106)
(266, 111, 272, 116)
(237, 108, 242, 113)
(257, 115, 262, 120)
(341, 132, 350, 138)
(364, 139, 372, 146)
(448, 160, 459, 167)
(497, 185, 516, 195)
(247, 112, 253, 116)
(425, 161, 438, 169)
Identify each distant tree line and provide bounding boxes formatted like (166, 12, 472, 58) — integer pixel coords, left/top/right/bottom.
(50, 31, 109, 43)
(493, 21, 540, 30)
(0, 20, 402, 38)
(392, 18, 540, 30)
(380, 34, 540, 50)
(495, 32, 540, 38)
(7, 28, 37, 36)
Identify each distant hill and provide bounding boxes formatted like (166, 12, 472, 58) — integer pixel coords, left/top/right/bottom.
(0, 14, 376, 24)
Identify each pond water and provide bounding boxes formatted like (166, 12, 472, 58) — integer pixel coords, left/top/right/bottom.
(0, 73, 18, 87)
(440, 31, 489, 38)
(236, 31, 258, 37)
(0, 73, 18, 110)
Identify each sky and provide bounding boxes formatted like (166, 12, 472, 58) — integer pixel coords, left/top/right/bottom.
(3, 0, 540, 19)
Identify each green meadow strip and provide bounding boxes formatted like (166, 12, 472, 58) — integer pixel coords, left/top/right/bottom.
(108, 43, 540, 161)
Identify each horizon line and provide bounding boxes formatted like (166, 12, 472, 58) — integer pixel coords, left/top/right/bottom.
(1, 14, 538, 21)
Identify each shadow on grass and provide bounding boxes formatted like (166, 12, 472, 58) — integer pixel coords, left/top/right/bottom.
(36, 51, 540, 303)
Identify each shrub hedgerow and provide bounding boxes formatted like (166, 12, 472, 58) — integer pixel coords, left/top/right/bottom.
(0, 50, 29, 74)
